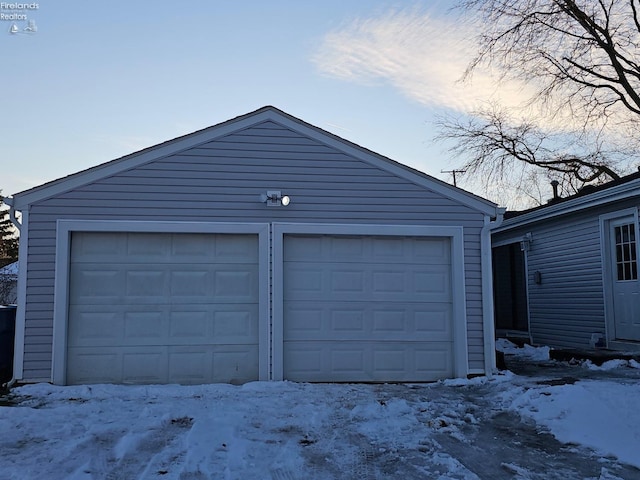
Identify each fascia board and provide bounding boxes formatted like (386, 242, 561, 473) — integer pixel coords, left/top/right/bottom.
(493, 179, 640, 233)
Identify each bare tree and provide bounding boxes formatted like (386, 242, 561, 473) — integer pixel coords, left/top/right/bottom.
(442, 0, 640, 205)
(437, 106, 629, 204)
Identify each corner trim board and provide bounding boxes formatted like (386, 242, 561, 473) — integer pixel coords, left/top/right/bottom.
(12, 208, 28, 382)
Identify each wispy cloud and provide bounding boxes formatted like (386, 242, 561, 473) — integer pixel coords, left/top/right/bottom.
(313, 8, 533, 115)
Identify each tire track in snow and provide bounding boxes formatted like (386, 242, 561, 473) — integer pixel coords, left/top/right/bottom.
(63, 416, 194, 479)
(293, 385, 477, 480)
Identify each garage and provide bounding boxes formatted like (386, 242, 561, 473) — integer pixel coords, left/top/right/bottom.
(10, 107, 500, 385)
(65, 231, 260, 385)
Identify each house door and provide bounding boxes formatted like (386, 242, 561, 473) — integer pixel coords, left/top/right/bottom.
(492, 243, 528, 333)
(609, 218, 640, 341)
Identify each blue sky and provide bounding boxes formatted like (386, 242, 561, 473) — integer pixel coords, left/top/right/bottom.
(1, 1, 531, 205)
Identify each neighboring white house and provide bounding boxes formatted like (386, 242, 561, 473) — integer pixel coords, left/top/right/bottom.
(6, 106, 502, 386)
(0, 261, 18, 305)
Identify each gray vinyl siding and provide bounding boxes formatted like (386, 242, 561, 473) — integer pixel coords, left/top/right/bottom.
(525, 214, 605, 348)
(21, 120, 488, 380)
(493, 200, 640, 349)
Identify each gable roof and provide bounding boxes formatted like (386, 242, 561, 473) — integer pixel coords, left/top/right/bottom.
(494, 171, 640, 233)
(9, 106, 498, 215)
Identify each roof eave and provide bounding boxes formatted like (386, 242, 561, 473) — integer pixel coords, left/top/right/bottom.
(493, 178, 640, 233)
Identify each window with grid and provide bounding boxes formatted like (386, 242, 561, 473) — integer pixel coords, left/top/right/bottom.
(615, 223, 638, 281)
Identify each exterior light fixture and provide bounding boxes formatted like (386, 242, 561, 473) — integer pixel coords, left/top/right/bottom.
(260, 190, 291, 207)
(520, 232, 533, 252)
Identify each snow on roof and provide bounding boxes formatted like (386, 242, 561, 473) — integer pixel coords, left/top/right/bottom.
(0, 261, 18, 276)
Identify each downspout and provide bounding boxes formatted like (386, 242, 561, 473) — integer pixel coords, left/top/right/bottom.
(1, 197, 20, 390)
(481, 207, 505, 377)
(4, 197, 21, 231)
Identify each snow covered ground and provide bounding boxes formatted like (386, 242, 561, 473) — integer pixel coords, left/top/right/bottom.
(1, 342, 639, 480)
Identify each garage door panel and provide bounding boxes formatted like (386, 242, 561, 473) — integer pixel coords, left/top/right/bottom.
(411, 237, 451, 263)
(332, 348, 365, 373)
(68, 303, 259, 347)
(211, 234, 260, 262)
(124, 311, 168, 341)
(212, 267, 258, 301)
(210, 347, 259, 384)
(284, 341, 453, 382)
(67, 346, 169, 385)
(414, 347, 454, 374)
(169, 234, 258, 263)
(210, 308, 258, 341)
(122, 349, 168, 384)
(373, 349, 405, 373)
(285, 264, 451, 302)
(414, 307, 452, 336)
(168, 345, 258, 385)
(126, 270, 166, 298)
(70, 232, 128, 262)
(66, 349, 122, 384)
(284, 235, 450, 264)
(373, 308, 452, 337)
(69, 267, 123, 303)
(169, 265, 258, 302)
(71, 263, 258, 305)
(68, 305, 171, 347)
(168, 310, 209, 338)
(67, 231, 260, 385)
(170, 270, 209, 296)
(174, 310, 258, 344)
(283, 346, 323, 377)
(67, 308, 124, 346)
(68, 342, 259, 385)
(413, 270, 451, 296)
(168, 349, 210, 384)
(285, 301, 452, 341)
(72, 232, 259, 264)
(331, 270, 365, 293)
(169, 305, 259, 343)
(285, 266, 323, 294)
(126, 233, 172, 260)
(371, 270, 403, 293)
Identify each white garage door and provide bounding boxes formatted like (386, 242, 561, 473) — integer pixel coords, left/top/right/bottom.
(67, 232, 259, 385)
(283, 235, 454, 382)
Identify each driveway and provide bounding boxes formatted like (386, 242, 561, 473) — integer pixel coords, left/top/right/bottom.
(0, 352, 639, 479)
